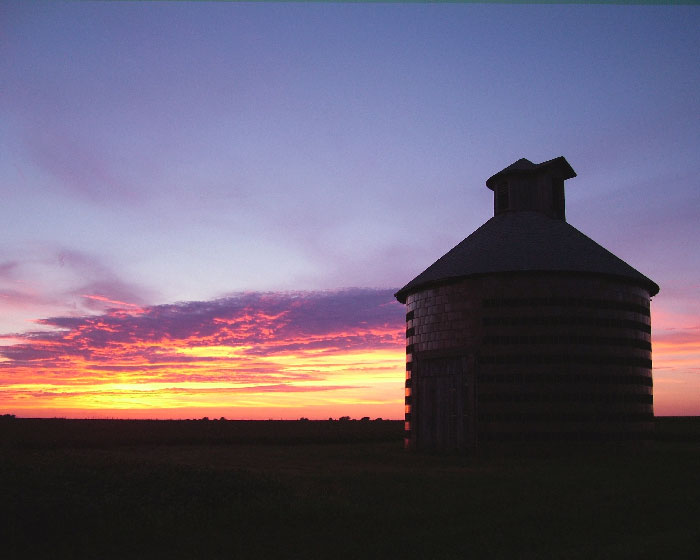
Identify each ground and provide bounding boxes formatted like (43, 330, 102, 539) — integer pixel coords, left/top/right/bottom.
(1, 418, 698, 559)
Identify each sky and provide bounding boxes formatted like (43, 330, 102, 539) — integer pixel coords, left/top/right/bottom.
(1, 1, 698, 419)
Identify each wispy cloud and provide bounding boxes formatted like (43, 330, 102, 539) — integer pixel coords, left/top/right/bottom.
(0, 260, 20, 279)
(0, 246, 153, 333)
(26, 129, 134, 204)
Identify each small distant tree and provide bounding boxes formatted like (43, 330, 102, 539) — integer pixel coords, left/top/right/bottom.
(360, 416, 370, 422)
(339, 416, 351, 422)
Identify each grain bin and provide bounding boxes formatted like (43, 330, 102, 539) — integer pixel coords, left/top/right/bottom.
(395, 157, 658, 451)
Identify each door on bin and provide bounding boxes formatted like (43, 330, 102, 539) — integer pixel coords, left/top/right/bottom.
(415, 356, 475, 451)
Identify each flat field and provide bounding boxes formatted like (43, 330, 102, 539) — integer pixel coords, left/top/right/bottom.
(1, 417, 698, 559)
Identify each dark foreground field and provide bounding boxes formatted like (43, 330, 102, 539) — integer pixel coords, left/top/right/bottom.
(2, 417, 698, 559)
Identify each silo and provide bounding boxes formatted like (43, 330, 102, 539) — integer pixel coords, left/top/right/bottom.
(395, 157, 659, 451)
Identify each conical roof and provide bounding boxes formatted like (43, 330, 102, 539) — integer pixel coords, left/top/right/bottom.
(394, 211, 659, 303)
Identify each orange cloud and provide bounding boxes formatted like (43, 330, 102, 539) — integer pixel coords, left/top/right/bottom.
(0, 289, 405, 419)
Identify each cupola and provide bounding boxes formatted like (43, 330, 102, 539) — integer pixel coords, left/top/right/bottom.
(485, 156, 576, 220)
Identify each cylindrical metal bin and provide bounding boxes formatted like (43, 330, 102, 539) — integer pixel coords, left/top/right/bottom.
(397, 157, 658, 452)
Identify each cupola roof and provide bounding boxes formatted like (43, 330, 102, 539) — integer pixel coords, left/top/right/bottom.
(485, 156, 576, 190)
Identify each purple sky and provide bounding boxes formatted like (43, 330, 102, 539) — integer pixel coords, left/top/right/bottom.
(1, 2, 699, 416)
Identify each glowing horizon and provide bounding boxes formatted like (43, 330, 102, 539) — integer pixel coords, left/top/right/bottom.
(0, 289, 407, 420)
(0, 288, 697, 420)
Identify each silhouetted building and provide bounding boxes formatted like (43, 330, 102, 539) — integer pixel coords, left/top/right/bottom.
(395, 157, 659, 451)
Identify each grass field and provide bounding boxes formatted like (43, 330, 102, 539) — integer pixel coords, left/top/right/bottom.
(2, 417, 698, 559)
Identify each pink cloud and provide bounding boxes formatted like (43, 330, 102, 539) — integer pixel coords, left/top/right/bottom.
(0, 288, 404, 389)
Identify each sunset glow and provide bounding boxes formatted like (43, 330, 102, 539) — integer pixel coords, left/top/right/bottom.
(0, 288, 697, 418)
(0, 290, 406, 419)
(649, 306, 700, 416)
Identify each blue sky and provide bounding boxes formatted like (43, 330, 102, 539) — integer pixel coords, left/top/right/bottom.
(1, 2, 698, 416)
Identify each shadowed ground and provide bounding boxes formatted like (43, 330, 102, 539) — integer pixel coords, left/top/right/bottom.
(1, 417, 698, 559)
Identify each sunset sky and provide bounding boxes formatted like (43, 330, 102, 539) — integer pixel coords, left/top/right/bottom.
(1, 2, 698, 419)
